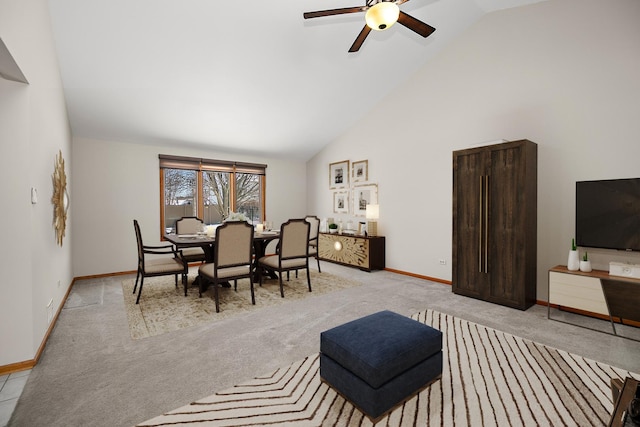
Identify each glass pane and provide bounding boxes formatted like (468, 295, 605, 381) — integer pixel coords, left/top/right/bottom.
(203, 171, 230, 225)
(235, 173, 262, 225)
(163, 168, 197, 233)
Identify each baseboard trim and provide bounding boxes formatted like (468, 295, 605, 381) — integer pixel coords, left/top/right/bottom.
(0, 360, 35, 376)
(0, 269, 130, 376)
(74, 269, 136, 281)
(386, 271, 554, 311)
(384, 268, 452, 285)
(0, 275, 78, 376)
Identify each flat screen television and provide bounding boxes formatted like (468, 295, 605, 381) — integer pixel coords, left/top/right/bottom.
(575, 178, 640, 251)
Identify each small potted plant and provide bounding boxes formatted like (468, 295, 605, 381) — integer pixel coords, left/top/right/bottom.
(328, 223, 338, 234)
(567, 238, 580, 271)
(580, 251, 592, 272)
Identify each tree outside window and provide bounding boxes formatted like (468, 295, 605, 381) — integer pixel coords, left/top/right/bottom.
(235, 172, 261, 224)
(160, 155, 265, 235)
(203, 171, 230, 226)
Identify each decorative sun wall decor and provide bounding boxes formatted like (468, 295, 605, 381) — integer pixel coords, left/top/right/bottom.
(51, 150, 69, 246)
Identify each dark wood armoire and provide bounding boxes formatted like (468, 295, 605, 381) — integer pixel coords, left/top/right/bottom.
(452, 139, 537, 310)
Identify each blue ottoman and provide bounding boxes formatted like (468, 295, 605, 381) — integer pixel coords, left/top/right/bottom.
(320, 310, 442, 421)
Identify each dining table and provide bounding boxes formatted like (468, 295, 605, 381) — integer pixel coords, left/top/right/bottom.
(164, 229, 281, 284)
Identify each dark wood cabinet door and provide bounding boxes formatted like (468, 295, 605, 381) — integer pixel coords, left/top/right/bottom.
(452, 148, 488, 299)
(453, 140, 537, 310)
(487, 143, 528, 307)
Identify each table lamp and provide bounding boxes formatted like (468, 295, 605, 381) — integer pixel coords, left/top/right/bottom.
(366, 204, 379, 237)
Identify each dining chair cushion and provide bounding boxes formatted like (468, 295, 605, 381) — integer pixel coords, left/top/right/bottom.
(181, 247, 204, 255)
(176, 217, 204, 235)
(199, 263, 251, 280)
(258, 255, 307, 270)
(144, 258, 186, 275)
(280, 221, 310, 259)
(217, 224, 254, 266)
(180, 247, 206, 260)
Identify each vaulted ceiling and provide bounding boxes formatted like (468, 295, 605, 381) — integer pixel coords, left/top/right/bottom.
(47, 0, 545, 160)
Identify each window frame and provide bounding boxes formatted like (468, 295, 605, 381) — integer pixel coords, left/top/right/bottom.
(159, 154, 266, 237)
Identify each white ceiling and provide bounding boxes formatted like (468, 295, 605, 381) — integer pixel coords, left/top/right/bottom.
(47, 0, 545, 160)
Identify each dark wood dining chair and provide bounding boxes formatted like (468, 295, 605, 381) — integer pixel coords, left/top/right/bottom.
(257, 218, 311, 298)
(133, 219, 188, 304)
(174, 216, 207, 264)
(305, 215, 322, 272)
(197, 221, 254, 313)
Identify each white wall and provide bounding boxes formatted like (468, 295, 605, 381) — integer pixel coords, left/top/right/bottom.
(307, 0, 640, 299)
(71, 137, 307, 277)
(0, 0, 72, 366)
(2, 0, 638, 370)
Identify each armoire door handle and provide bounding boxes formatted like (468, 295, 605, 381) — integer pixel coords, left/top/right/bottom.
(479, 175, 484, 273)
(484, 175, 489, 273)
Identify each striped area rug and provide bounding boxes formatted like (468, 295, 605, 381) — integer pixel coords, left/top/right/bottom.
(138, 310, 639, 426)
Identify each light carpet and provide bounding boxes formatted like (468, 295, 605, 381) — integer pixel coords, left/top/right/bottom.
(138, 309, 639, 426)
(122, 270, 361, 339)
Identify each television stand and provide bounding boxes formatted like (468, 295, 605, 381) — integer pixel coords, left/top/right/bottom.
(548, 265, 640, 341)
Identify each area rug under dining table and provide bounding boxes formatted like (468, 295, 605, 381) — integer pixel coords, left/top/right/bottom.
(122, 270, 362, 339)
(137, 309, 639, 426)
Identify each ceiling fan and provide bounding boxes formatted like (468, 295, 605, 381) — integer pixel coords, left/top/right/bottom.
(303, 0, 436, 52)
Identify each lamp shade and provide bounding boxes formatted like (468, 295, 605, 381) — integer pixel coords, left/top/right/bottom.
(365, 2, 399, 31)
(366, 204, 379, 219)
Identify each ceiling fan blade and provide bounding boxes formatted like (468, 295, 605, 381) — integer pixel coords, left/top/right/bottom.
(303, 6, 366, 19)
(397, 11, 436, 38)
(348, 25, 371, 52)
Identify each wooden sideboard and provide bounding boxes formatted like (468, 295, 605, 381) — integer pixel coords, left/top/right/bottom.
(548, 266, 609, 316)
(318, 233, 385, 272)
(548, 265, 640, 339)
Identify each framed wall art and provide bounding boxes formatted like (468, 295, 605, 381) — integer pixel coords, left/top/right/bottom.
(353, 183, 378, 216)
(329, 160, 349, 189)
(52, 149, 69, 246)
(352, 160, 368, 183)
(333, 191, 349, 214)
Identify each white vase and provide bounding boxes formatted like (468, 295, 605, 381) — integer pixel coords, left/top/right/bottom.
(567, 250, 580, 271)
(579, 260, 592, 272)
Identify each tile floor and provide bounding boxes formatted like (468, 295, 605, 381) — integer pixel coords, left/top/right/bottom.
(0, 370, 30, 427)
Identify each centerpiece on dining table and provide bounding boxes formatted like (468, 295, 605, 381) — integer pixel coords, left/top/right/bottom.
(224, 211, 250, 223)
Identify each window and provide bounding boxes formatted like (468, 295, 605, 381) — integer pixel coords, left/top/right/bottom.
(159, 155, 266, 234)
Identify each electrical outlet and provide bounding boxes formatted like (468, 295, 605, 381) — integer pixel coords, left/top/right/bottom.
(57, 280, 61, 288)
(439, 259, 447, 265)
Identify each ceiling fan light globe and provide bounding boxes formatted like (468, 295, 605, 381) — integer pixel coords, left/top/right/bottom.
(365, 2, 399, 31)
